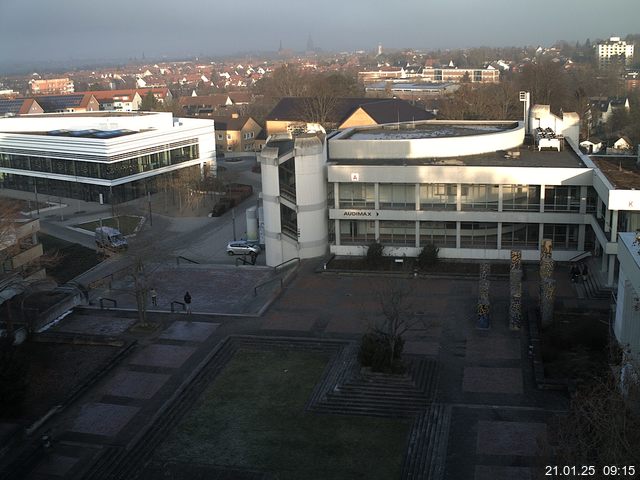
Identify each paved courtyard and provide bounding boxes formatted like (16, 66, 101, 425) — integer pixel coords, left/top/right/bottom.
(3, 260, 582, 479)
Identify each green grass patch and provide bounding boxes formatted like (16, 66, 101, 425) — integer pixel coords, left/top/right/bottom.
(156, 348, 411, 480)
(74, 215, 143, 236)
(40, 234, 101, 284)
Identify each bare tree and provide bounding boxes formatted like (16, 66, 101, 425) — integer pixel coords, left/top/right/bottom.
(364, 280, 428, 371)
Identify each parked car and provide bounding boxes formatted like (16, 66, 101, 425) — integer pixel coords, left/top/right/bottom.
(95, 226, 128, 251)
(226, 241, 260, 256)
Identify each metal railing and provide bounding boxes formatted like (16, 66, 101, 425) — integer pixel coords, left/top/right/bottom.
(254, 277, 283, 297)
(99, 298, 117, 309)
(568, 251, 592, 263)
(176, 256, 199, 265)
(170, 301, 186, 313)
(273, 257, 300, 272)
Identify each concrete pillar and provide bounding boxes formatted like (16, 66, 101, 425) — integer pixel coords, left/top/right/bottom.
(375, 220, 379, 241)
(605, 209, 611, 233)
(374, 183, 379, 210)
(415, 183, 420, 211)
(538, 223, 544, 251)
(579, 186, 587, 214)
(539, 184, 545, 213)
(608, 254, 616, 287)
(498, 185, 503, 212)
(333, 183, 339, 209)
(597, 197, 603, 219)
(611, 210, 619, 239)
(415, 220, 420, 247)
(456, 183, 462, 211)
(456, 221, 461, 249)
(497, 223, 503, 250)
(601, 251, 608, 273)
(578, 224, 586, 251)
(335, 219, 341, 246)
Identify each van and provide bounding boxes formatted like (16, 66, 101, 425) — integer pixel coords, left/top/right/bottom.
(95, 226, 128, 251)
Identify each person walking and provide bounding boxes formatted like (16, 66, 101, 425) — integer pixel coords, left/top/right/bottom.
(150, 288, 158, 307)
(184, 291, 192, 314)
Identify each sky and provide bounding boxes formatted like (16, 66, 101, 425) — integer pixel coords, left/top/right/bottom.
(0, 0, 639, 69)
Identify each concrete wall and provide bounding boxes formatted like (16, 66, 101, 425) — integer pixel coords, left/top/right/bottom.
(330, 122, 524, 159)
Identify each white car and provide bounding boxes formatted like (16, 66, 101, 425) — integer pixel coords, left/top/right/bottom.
(226, 241, 260, 256)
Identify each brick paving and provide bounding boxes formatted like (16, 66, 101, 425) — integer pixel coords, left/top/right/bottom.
(5, 260, 599, 480)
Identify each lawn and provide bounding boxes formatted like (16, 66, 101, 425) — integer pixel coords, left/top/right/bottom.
(74, 215, 143, 235)
(39, 233, 101, 284)
(155, 348, 411, 480)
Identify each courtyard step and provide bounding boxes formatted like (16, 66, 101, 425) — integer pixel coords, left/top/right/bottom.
(309, 358, 439, 418)
(401, 403, 452, 480)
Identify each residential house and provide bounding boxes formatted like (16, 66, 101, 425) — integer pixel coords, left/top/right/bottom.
(31, 94, 100, 113)
(29, 78, 74, 95)
(78, 90, 143, 112)
(579, 137, 604, 154)
(265, 97, 435, 136)
(597, 36, 634, 68)
(212, 114, 262, 153)
(179, 95, 233, 116)
(0, 98, 44, 116)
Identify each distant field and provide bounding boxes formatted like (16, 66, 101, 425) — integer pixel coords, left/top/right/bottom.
(74, 215, 143, 236)
(155, 348, 410, 480)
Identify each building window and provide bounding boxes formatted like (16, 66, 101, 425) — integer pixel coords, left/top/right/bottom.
(503, 185, 540, 211)
(419, 183, 456, 210)
(419, 221, 456, 248)
(501, 223, 539, 249)
(339, 220, 375, 245)
(278, 157, 296, 202)
(543, 224, 579, 249)
(460, 222, 498, 249)
(217, 133, 223, 140)
(379, 184, 415, 210)
(544, 186, 581, 212)
(280, 205, 298, 239)
(461, 184, 499, 211)
(379, 220, 415, 246)
(339, 183, 375, 208)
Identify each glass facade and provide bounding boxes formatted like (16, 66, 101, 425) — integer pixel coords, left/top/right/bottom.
(340, 220, 375, 245)
(419, 183, 456, 210)
(339, 183, 375, 208)
(501, 223, 539, 249)
(461, 184, 499, 211)
(460, 222, 498, 249)
(419, 221, 456, 247)
(0, 165, 202, 204)
(379, 220, 415, 245)
(0, 144, 199, 181)
(379, 184, 415, 210)
(502, 185, 540, 211)
(543, 224, 579, 249)
(544, 186, 581, 212)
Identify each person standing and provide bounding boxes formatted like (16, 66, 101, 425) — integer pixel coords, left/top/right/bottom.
(150, 288, 158, 307)
(184, 291, 192, 314)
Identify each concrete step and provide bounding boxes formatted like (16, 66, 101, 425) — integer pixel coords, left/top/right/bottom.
(401, 403, 451, 480)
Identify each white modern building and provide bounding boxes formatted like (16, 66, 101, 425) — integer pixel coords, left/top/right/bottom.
(615, 233, 640, 362)
(0, 111, 215, 203)
(260, 105, 640, 292)
(597, 36, 635, 68)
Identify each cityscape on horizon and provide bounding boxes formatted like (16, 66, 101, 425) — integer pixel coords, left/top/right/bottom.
(1, 2, 640, 479)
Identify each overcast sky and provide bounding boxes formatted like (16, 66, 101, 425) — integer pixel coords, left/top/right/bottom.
(0, 0, 639, 68)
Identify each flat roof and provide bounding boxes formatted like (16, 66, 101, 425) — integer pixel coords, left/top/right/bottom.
(342, 122, 517, 140)
(17, 111, 157, 118)
(591, 156, 640, 190)
(18, 129, 140, 139)
(330, 142, 586, 168)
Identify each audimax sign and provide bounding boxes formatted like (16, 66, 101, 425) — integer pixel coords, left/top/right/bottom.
(342, 210, 380, 217)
